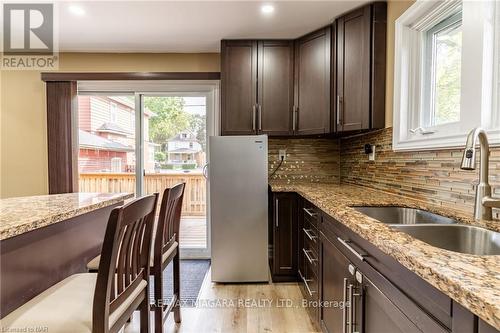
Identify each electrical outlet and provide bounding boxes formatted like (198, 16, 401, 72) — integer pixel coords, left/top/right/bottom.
(368, 145, 376, 161)
(279, 149, 287, 161)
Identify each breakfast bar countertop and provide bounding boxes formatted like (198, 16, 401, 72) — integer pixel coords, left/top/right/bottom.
(0, 192, 133, 240)
(269, 181, 500, 330)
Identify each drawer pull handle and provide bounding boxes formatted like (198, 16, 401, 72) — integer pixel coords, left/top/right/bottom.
(303, 207, 317, 217)
(337, 237, 366, 262)
(303, 248, 318, 264)
(299, 270, 317, 296)
(303, 228, 317, 241)
(342, 278, 348, 333)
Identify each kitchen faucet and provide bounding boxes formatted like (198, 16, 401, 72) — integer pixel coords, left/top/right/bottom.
(460, 127, 500, 220)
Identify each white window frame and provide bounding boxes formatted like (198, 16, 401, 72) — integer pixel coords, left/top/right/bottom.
(109, 102, 118, 123)
(393, 0, 500, 151)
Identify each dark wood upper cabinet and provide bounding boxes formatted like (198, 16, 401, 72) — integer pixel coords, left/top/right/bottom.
(335, 2, 387, 132)
(221, 2, 386, 136)
(258, 40, 294, 136)
(294, 27, 331, 135)
(221, 39, 293, 136)
(221, 40, 258, 135)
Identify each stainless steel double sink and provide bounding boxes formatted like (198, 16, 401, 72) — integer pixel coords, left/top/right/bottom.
(352, 206, 500, 256)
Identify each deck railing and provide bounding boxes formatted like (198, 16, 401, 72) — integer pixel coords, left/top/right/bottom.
(78, 172, 206, 216)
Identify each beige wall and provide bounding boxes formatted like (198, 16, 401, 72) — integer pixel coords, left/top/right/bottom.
(0, 1, 413, 198)
(385, 0, 414, 127)
(0, 53, 220, 198)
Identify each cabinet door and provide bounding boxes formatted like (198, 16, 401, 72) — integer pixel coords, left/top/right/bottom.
(221, 40, 258, 135)
(362, 276, 422, 333)
(257, 41, 294, 136)
(272, 193, 298, 278)
(294, 28, 331, 135)
(320, 234, 353, 333)
(336, 6, 371, 132)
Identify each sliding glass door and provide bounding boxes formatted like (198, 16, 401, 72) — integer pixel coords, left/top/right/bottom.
(140, 94, 210, 258)
(76, 83, 219, 259)
(77, 94, 137, 195)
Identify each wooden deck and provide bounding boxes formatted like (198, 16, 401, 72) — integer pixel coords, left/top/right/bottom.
(180, 216, 207, 249)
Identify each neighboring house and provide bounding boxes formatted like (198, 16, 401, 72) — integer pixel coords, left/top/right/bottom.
(78, 95, 157, 173)
(166, 131, 204, 169)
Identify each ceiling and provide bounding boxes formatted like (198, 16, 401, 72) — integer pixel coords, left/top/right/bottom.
(57, 1, 368, 53)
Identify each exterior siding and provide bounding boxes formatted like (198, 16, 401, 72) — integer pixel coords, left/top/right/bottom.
(79, 149, 127, 172)
(78, 96, 91, 132)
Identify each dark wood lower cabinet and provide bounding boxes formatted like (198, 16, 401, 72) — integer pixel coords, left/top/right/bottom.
(320, 234, 353, 333)
(270, 191, 499, 333)
(269, 192, 298, 281)
(320, 232, 421, 333)
(361, 275, 422, 333)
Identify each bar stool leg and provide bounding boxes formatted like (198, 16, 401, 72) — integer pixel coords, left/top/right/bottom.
(140, 292, 150, 333)
(173, 252, 181, 323)
(154, 266, 163, 333)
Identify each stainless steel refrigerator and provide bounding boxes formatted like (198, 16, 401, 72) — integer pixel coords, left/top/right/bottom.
(209, 135, 269, 282)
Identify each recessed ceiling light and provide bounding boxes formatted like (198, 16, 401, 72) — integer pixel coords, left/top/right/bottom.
(68, 4, 85, 17)
(261, 4, 275, 15)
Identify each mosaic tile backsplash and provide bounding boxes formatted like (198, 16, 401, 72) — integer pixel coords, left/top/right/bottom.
(268, 138, 340, 183)
(340, 127, 500, 218)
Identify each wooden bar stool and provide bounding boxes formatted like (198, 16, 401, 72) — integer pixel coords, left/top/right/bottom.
(151, 183, 185, 332)
(1, 194, 159, 333)
(86, 183, 186, 333)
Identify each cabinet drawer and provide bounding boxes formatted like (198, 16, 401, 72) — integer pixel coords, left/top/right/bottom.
(322, 212, 452, 331)
(299, 260, 319, 321)
(303, 201, 320, 228)
(302, 219, 320, 256)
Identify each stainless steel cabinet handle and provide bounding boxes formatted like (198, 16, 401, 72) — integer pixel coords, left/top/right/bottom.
(252, 105, 256, 131)
(348, 283, 354, 333)
(303, 248, 318, 264)
(303, 207, 317, 217)
(292, 106, 298, 132)
(300, 274, 316, 296)
(258, 104, 262, 131)
(342, 278, 348, 333)
(349, 283, 362, 333)
(337, 95, 343, 126)
(337, 237, 366, 261)
(275, 198, 279, 228)
(303, 228, 317, 241)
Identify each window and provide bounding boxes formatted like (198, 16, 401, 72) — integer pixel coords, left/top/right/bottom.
(423, 12, 462, 127)
(110, 157, 122, 173)
(110, 102, 118, 123)
(393, 1, 500, 150)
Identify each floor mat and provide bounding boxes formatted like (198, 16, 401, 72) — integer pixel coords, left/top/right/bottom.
(149, 259, 210, 307)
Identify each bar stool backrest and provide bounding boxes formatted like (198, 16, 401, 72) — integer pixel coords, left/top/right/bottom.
(154, 183, 185, 268)
(93, 193, 159, 332)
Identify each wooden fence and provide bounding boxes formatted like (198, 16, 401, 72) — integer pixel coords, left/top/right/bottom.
(79, 172, 206, 216)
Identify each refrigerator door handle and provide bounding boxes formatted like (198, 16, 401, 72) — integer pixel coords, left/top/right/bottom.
(202, 163, 209, 179)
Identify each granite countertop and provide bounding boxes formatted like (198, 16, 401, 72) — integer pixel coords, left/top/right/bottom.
(0, 192, 133, 240)
(270, 181, 500, 330)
